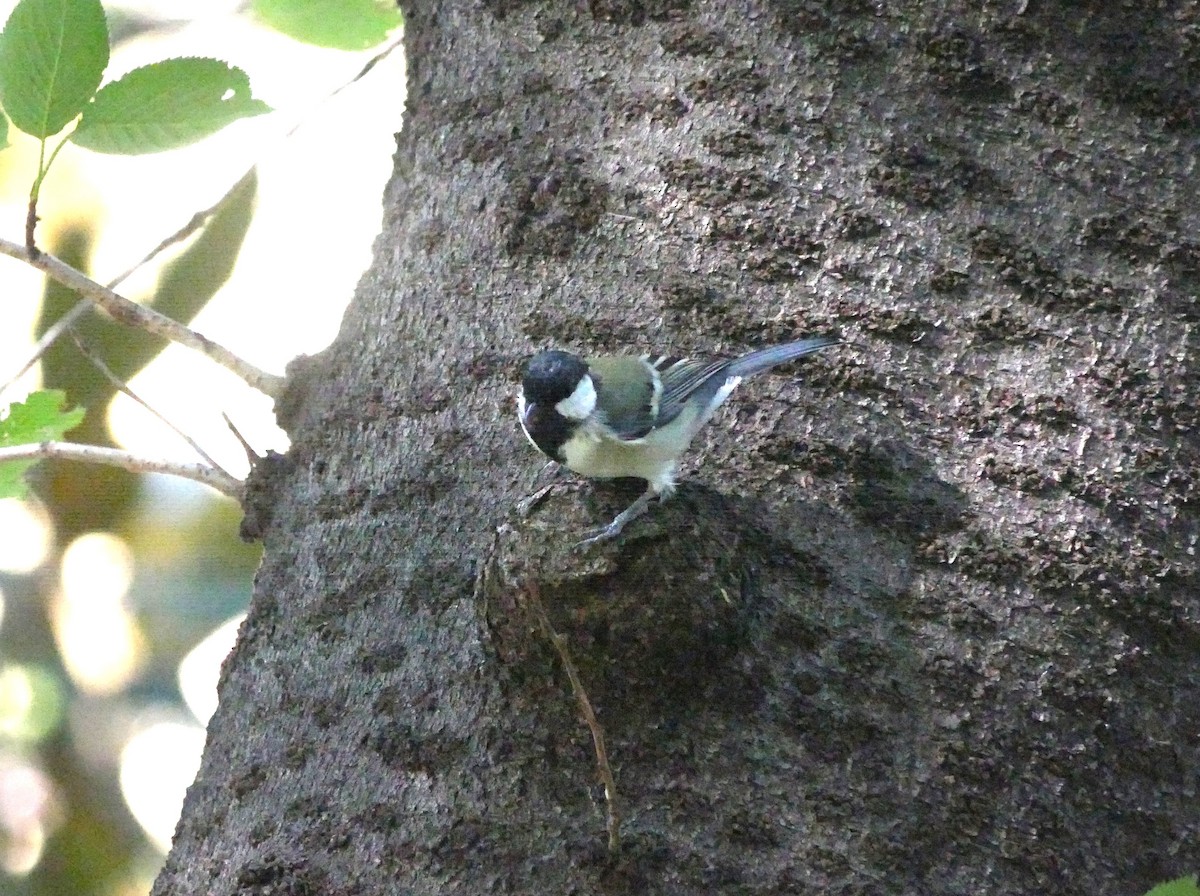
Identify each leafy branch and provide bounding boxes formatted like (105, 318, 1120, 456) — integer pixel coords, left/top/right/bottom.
(0, 0, 281, 394)
(0, 0, 272, 246)
(0, 0, 404, 499)
(0, 389, 241, 499)
(0, 0, 281, 497)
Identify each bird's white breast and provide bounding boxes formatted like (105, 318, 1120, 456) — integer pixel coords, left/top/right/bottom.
(560, 400, 710, 495)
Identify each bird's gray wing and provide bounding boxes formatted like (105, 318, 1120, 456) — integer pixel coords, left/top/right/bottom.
(653, 356, 734, 426)
(586, 354, 730, 439)
(655, 337, 838, 424)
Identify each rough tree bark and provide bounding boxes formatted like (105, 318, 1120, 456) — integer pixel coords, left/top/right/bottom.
(152, 2, 1198, 894)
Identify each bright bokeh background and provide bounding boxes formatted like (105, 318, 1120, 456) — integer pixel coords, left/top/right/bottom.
(0, 2, 404, 893)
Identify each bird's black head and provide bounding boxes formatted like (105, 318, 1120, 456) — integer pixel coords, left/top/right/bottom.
(521, 350, 590, 407)
(519, 350, 592, 461)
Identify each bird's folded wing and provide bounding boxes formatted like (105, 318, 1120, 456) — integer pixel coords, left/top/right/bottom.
(652, 357, 733, 428)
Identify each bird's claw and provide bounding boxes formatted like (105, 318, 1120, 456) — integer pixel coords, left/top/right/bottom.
(574, 521, 625, 549)
(573, 490, 656, 549)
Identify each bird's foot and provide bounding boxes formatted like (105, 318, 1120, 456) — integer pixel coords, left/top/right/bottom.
(575, 519, 626, 548)
(575, 490, 656, 549)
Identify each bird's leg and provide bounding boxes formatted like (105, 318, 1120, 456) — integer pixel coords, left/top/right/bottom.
(575, 485, 659, 548)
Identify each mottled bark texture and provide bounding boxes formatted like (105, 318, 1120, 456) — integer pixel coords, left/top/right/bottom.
(153, 2, 1198, 895)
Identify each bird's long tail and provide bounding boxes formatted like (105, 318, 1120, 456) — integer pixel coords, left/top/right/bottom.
(725, 335, 840, 379)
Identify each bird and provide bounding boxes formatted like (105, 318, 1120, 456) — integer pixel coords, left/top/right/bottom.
(517, 336, 838, 545)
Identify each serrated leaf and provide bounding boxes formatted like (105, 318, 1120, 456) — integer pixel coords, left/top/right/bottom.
(1146, 875, 1200, 896)
(0, 0, 109, 138)
(71, 57, 271, 154)
(0, 389, 85, 445)
(252, 0, 402, 50)
(0, 389, 85, 498)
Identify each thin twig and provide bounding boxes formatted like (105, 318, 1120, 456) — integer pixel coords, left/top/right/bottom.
(526, 581, 621, 852)
(69, 331, 234, 480)
(109, 182, 251, 291)
(222, 412, 260, 466)
(0, 172, 257, 399)
(0, 441, 243, 499)
(0, 237, 285, 399)
(25, 195, 37, 252)
(1, 299, 92, 398)
(291, 36, 404, 134)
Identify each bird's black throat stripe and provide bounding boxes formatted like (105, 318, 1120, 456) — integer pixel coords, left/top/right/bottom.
(525, 404, 576, 463)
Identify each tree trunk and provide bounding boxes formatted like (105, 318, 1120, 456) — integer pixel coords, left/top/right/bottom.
(152, 2, 1199, 894)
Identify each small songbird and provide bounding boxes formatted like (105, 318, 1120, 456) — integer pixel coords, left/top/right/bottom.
(517, 336, 838, 545)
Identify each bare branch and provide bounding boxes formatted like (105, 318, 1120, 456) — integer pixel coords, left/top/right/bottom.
(0, 237, 285, 399)
(0, 299, 92, 398)
(70, 331, 235, 480)
(325, 36, 404, 105)
(222, 412, 261, 466)
(106, 185, 246, 292)
(0, 441, 243, 500)
(1, 173, 257, 399)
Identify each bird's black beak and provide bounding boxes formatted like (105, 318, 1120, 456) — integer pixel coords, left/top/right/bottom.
(521, 401, 538, 428)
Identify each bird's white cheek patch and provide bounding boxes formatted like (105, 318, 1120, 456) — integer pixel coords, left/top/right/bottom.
(555, 375, 597, 421)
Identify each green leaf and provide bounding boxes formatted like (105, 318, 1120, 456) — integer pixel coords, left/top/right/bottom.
(0, 111, 9, 148)
(1146, 876, 1200, 896)
(0, 0, 109, 138)
(252, 0, 402, 50)
(0, 390, 85, 446)
(0, 389, 85, 498)
(71, 58, 271, 154)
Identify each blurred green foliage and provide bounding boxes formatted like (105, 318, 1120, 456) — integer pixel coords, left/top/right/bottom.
(1, 137, 259, 896)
